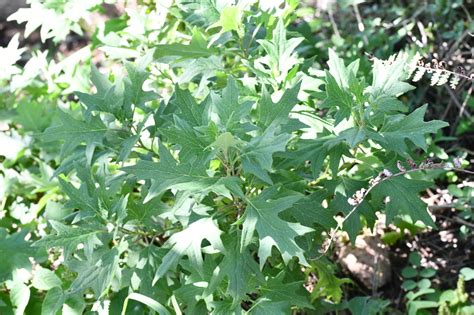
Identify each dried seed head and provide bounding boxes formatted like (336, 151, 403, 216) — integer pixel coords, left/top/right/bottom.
(425, 63, 432, 73)
(369, 175, 381, 186)
(407, 159, 417, 169)
(355, 188, 366, 199)
(382, 169, 393, 177)
(347, 198, 359, 206)
(453, 157, 462, 168)
(420, 158, 434, 169)
(457, 66, 465, 75)
(397, 160, 406, 172)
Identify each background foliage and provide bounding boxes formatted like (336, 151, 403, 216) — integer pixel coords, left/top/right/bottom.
(0, 0, 473, 314)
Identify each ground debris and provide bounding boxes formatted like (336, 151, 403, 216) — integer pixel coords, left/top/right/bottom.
(338, 234, 392, 290)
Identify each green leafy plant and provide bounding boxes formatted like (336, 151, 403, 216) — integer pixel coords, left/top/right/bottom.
(1, 1, 473, 313)
(402, 252, 474, 315)
(8, 0, 107, 43)
(27, 32, 453, 315)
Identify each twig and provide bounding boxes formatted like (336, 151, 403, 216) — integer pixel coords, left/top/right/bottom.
(352, 3, 368, 45)
(385, 5, 426, 30)
(440, 98, 453, 121)
(428, 204, 459, 210)
(327, 4, 341, 38)
(450, 84, 473, 135)
(416, 21, 427, 46)
(444, 86, 472, 119)
(438, 215, 474, 229)
(458, 84, 472, 119)
(461, 4, 472, 23)
(429, 204, 474, 211)
(415, 65, 473, 81)
(445, 29, 470, 60)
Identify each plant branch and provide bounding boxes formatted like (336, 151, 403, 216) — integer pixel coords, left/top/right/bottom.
(311, 164, 474, 261)
(352, 3, 368, 45)
(327, 4, 341, 39)
(415, 65, 473, 81)
(444, 85, 472, 119)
